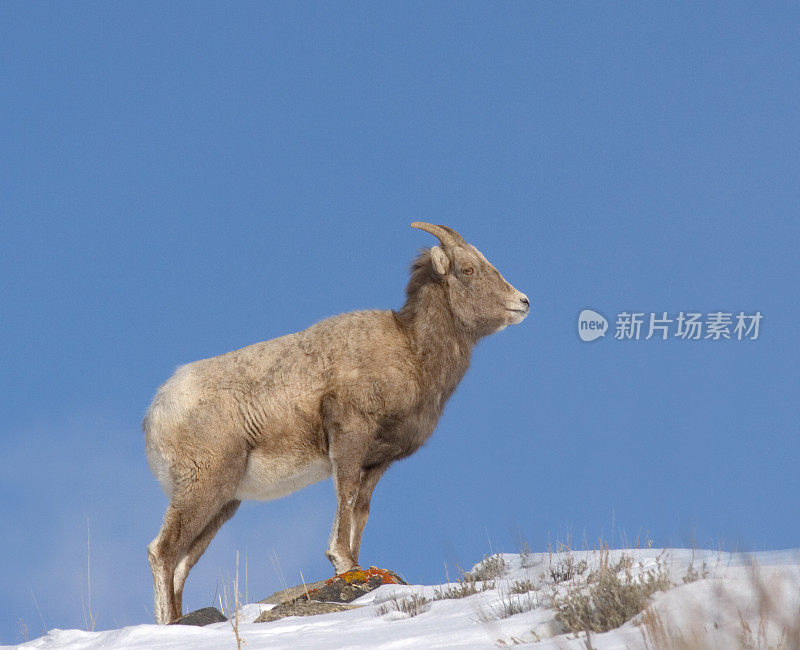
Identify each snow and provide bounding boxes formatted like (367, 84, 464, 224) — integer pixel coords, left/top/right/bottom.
(7, 548, 800, 649)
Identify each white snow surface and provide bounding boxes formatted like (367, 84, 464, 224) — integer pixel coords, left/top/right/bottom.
(8, 548, 800, 649)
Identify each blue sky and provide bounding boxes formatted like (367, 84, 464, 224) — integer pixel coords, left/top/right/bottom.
(2, 1, 798, 643)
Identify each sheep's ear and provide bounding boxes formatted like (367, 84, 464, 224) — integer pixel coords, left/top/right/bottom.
(430, 246, 450, 275)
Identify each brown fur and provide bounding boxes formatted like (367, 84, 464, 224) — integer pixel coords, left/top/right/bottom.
(144, 224, 529, 623)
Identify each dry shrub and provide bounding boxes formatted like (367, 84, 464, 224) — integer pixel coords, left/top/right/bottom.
(374, 592, 430, 618)
(519, 541, 537, 569)
(469, 554, 508, 582)
(682, 561, 710, 584)
(548, 553, 588, 584)
(586, 552, 633, 582)
(508, 578, 537, 594)
(553, 551, 671, 634)
(477, 589, 539, 622)
(432, 553, 507, 600)
(433, 577, 494, 600)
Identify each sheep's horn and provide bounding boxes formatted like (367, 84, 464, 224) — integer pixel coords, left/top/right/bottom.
(410, 222, 466, 248)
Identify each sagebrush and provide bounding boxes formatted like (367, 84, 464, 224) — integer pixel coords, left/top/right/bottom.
(552, 552, 671, 634)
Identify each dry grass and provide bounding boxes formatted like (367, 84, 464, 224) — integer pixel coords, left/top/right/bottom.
(78, 520, 95, 633)
(31, 591, 47, 638)
(217, 551, 245, 650)
(638, 556, 800, 650)
(85, 521, 95, 631)
(732, 563, 800, 650)
(638, 605, 704, 649)
(17, 620, 29, 644)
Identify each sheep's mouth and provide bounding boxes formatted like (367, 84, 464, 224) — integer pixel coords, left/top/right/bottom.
(507, 308, 529, 322)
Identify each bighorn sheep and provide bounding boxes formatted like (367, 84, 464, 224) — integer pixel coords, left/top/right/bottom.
(144, 223, 529, 624)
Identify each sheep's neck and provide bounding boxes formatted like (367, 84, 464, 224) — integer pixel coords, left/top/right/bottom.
(396, 282, 474, 399)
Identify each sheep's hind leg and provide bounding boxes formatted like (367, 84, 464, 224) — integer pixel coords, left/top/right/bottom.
(149, 505, 202, 624)
(148, 456, 246, 624)
(173, 499, 241, 618)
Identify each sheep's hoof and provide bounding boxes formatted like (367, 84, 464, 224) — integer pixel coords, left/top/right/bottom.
(337, 564, 363, 575)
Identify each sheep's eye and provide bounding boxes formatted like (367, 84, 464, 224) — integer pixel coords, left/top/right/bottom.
(462, 267, 474, 275)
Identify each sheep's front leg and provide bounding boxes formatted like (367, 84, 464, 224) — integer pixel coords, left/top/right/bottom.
(350, 464, 389, 563)
(326, 461, 363, 574)
(322, 398, 374, 574)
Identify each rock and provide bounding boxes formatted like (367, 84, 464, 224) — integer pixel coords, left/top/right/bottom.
(311, 567, 406, 604)
(172, 606, 227, 626)
(255, 567, 407, 623)
(260, 580, 329, 605)
(255, 601, 359, 623)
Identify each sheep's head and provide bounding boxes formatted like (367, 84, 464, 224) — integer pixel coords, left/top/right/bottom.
(411, 222, 530, 337)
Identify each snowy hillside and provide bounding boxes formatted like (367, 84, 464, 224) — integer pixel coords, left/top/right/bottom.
(10, 548, 800, 649)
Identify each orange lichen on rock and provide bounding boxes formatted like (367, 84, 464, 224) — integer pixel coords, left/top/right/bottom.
(329, 566, 405, 586)
(259, 567, 406, 609)
(297, 566, 406, 604)
(332, 569, 367, 584)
